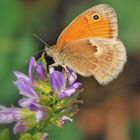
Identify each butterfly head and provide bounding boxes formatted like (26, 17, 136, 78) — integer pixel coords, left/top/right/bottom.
(45, 46, 65, 66)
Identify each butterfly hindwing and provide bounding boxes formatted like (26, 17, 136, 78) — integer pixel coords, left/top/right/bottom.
(61, 38, 126, 84)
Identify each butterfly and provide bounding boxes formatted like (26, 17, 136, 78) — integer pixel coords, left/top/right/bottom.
(45, 4, 127, 85)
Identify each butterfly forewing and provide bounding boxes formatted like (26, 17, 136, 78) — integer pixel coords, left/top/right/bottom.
(56, 4, 118, 49)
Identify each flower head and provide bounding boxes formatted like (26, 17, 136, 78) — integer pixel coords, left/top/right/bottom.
(0, 56, 83, 139)
(50, 67, 82, 99)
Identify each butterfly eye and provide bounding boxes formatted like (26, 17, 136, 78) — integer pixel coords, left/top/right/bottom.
(93, 14, 100, 20)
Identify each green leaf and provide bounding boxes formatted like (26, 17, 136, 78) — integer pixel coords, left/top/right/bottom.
(0, 129, 10, 140)
(129, 120, 140, 140)
(39, 53, 47, 71)
(45, 122, 83, 140)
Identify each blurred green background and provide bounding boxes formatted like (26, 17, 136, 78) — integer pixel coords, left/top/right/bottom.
(0, 0, 140, 140)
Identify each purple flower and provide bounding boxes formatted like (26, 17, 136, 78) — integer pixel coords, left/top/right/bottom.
(18, 98, 46, 122)
(50, 67, 82, 99)
(0, 106, 23, 123)
(13, 58, 47, 119)
(0, 56, 83, 136)
(28, 57, 46, 82)
(13, 57, 48, 111)
(14, 57, 46, 97)
(0, 105, 46, 133)
(0, 106, 28, 134)
(36, 63, 46, 81)
(0, 57, 48, 134)
(13, 121, 28, 134)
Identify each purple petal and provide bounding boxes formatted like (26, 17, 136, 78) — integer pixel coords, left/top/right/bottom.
(62, 87, 76, 96)
(36, 110, 46, 122)
(50, 71, 65, 93)
(28, 57, 36, 82)
(13, 71, 29, 81)
(58, 87, 76, 99)
(28, 103, 39, 111)
(13, 121, 28, 134)
(14, 79, 38, 98)
(25, 102, 42, 112)
(18, 98, 39, 108)
(72, 82, 82, 89)
(67, 68, 77, 85)
(36, 63, 46, 80)
(0, 107, 23, 123)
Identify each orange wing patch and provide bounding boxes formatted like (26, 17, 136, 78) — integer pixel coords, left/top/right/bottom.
(56, 4, 118, 49)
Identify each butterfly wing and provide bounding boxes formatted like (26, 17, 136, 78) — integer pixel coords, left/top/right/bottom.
(51, 4, 126, 84)
(61, 38, 127, 85)
(56, 4, 118, 49)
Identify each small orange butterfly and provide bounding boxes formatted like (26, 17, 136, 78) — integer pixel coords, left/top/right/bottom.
(45, 4, 127, 85)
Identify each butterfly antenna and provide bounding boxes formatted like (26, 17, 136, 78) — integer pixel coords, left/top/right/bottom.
(34, 49, 46, 56)
(33, 34, 50, 48)
(33, 34, 51, 57)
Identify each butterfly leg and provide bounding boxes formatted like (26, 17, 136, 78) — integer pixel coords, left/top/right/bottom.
(63, 65, 68, 71)
(49, 63, 67, 70)
(49, 63, 59, 68)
